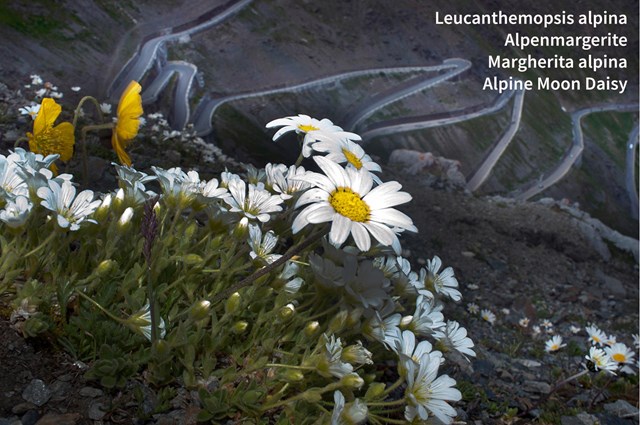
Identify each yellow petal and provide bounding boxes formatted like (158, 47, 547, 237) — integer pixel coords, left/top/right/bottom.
(111, 132, 132, 167)
(50, 122, 75, 162)
(116, 81, 143, 140)
(33, 98, 61, 136)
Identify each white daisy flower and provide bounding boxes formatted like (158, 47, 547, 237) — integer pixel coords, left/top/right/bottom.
(434, 320, 476, 359)
(130, 301, 166, 341)
(570, 325, 581, 334)
(248, 224, 281, 264)
(532, 325, 541, 336)
(422, 256, 461, 301)
(293, 156, 416, 252)
(35, 88, 47, 97)
(321, 334, 354, 378)
(585, 325, 607, 346)
(0, 195, 32, 228)
(330, 391, 368, 425)
(466, 303, 479, 315)
(0, 157, 29, 200)
(404, 351, 461, 423)
(545, 335, 566, 353)
(37, 180, 101, 231)
(266, 114, 361, 158)
(585, 346, 618, 374)
(100, 103, 112, 114)
(18, 104, 41, 120)
(362, 309, 402, 349)
(603, 334, 617, 346)
(276, 262, 304, 294)
(540, 319, 553, 329)
(605, 342, 636, 365)
(481, 309, 496, 325)
(224, 179, 283, 223)
(71, 86, 81, 92)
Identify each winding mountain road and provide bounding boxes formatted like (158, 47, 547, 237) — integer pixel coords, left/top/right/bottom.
(625, 125, 639, 219)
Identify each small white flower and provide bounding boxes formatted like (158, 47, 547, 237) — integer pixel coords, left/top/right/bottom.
(363, 308, 401, 349)
(50, 91, 63, 99)
(224, 179, 283, 223)
(71, 86, 81, 92)
(501, 308, 510, 316)
(277, 262, 304, 294)
(545, 335, 566, 353)
(407, 295, 445, 337)
(248, 224, 281, 264)
(586, 325, 607, 346)
(481, 309, 496, 325)
(100, 103, 112, 114)
(466, 283, 479, 290)
(467, 303, 479, 315)
(30, 74, 43, 85)
(35, 88, 47, 97)
(392, 329, 436, 378)
(540, 319, 553, 329)
(313, 138, 382, 178)
(518, 317, 530, 328)
(434, 320, 476, 359)
(532, 325, 541, 336)
(341, 341, 373, 365)
(404, 351, 461, 423)
(133, 302, 166, 341)
(422, 256, 461, 301)
(265, 163, 311, 200)
(37, 180, 101, 231)
(0, 195, 32, 228)
(18, 104, 41, 120)
(330, 391, 368, 425)
(585, 346, 618, 374)
(570, 325, 581, 334)
(603, 334, 617, 347)
(266, 114, 361, 158)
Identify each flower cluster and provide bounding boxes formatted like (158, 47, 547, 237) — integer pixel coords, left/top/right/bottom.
(0, 111, 476, 424)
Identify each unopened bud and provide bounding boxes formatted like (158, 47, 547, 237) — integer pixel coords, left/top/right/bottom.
(282, 369, 304, 382)
(341, 341, 373, 365)
(95, 259, 116, 276)
(278, 303, 295, 321)
(364, 382, 386, 400)
(344, 399, 368, 424)
(346, 308, 363, 327)
(340, 372, 365, 390)
(114, 188, 125, 207)
(153, 201, 161, 215)
(95, 194, 112, 220)
(242, 390, 263, 405)
(118, 207, 134, 230)
(225, 292, 241, 314)
(233, 217, 249, 238)
(185, 222, 197, 239)
(300, 388, 323, 403)
(329, 310, 348, 333)
(153, 339, 170, 356)
(400, 315, 413, 328)
(304, 321, 320, 337)
(190, 300, 211, 321)
(182, 254, 203, 265)
(232, 320, 248, 334)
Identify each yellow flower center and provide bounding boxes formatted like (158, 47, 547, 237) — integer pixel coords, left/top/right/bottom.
(612, 353, 626, 363)
(297, 124, 319, 133)
(329, 187, 370, 222)
(342, 148, 363, 169)
(591, 336, 601, 343)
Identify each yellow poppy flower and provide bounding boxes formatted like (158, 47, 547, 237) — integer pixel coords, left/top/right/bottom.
(26, 98, 75, 174)
(112, 80, 143, 166)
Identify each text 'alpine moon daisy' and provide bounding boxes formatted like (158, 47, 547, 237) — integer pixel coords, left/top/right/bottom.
(293, 156, 417, 252)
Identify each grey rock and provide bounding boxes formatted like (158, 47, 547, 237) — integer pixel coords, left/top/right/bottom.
(523, 380, 551, 394)
(11, 402, 35, 415)
(79, 386, 103, 398)
(0, 417, 21, 425)
(88, 400, 106, 420)
(596, 270, 627, 297)
(604, 399, 639, 418)
(561, 412, 599, 425)
(35, 413, 81, 425)
(22, 379, 51, 407)
(516, 358, 542, 368)
(49, 379, 72, 402)
(20, 410, 39, 425)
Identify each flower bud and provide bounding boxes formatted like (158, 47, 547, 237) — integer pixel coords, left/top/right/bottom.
(232, 217, 249, 238)
(185, 222, 197, 239)
(344, 399, 368, 424)
(346, 307, 363, 327)
(118, 207, 134, 231)
(364, 382, 386, 400)
(189, 300, 211, 321)
(94, 194, 112, 221)
(340, 372, 365, 390)
(400, 315, 413, 328)
(304, 321, 320, 337)
(153, 339, 171, 356)
(328, 310, 348, 333)
(182, 254, 203, 265)
(341, 341, 373, 365)
(281, 369, 304, 382)
(277, 303, 295, 321)
(300, 388, 323, 403)
(95, 259, 116, 276)
(153, 201, 161, 215)
(232, 320, 248, 334)
(225, 292, 241, 315)
(114, 188, 125, 208)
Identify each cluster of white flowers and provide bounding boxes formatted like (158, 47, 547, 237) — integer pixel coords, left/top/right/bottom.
(581, 324, 638, 374)
(0, 148, 99, 230)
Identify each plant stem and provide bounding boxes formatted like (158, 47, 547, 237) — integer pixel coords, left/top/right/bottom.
(24, 231, 57, 257)
(381, 377, 405, 397)
(75, 290, 124, 324)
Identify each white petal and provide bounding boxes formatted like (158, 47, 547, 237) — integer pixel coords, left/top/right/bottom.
(329, 214, 352, 246)
(350, 222, 371, 251)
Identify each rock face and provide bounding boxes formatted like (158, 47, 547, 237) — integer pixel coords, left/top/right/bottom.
(389, 148, 467, 190)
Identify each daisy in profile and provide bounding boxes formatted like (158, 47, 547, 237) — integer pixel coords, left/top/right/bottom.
(224, 179, 283, 223)
(434, 320, 476, 360)
(585, 346, 618, 374)
(292, 156, 416, 252)
(313, 138, 381, 177)
(605, 342, 636, 365)
(545, 335, 566, 353)
(112, 80, 143, 166)
(585, 325, 607, 346)
(37, 179, 101, 231)
(265, 114, 361, 157)
(404, 351, 461, 423)
(480, 309, 496, 325)
(19, 104, 40, 120)
(26, 98, 75, 174)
